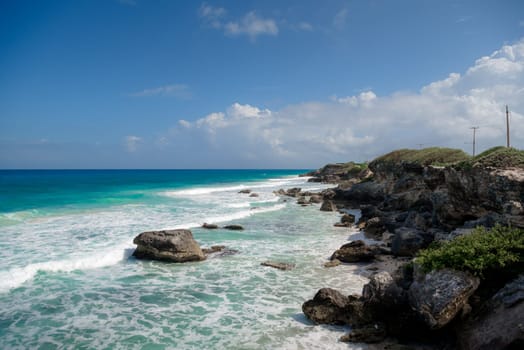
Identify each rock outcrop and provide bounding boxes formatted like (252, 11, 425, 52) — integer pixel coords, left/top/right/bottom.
(330, 240, 382, 263)
(261, 261, 296, 270)
(133, 229, 205, 262)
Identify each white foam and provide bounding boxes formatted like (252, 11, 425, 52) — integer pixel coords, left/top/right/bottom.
(161, 185, 248, 197)
(226, 202, 251, 209)
(0, 243, 134, 292)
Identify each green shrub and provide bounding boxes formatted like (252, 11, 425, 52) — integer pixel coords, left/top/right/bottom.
(455, 147, 524, 169)
(415, 225, 524, 278)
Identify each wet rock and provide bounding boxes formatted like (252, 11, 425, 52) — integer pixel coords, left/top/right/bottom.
(302, 288, 351, 325)
(223, 224, 244, 230)
(297, 196, 309, 205)
(324, 259, 341, 268)
(202, 223, 218, 229)
(408, 269, 480, 329)
(341, 213, 356, 225)
(320, 200, 337, 212)
(261, 261, 296, 270)
(238, 189, 251, 194)
(249, 193, 259, 197)
(339, 323, 387, 343)
(202, 245, 239, 257)
(132, 229, 205, 262)
(330, 240, 381, 263)
(309, 194, 323, 204)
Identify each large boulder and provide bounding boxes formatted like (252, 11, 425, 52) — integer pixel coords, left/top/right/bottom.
(330, 240, 381, 263)
(408, 269, 480, 329)
(133, 229, 206, 262)
(302, 288, 351, 325)
(458, 274, 524, 350)
(362, 271, 406, 309)
(391, 227, 434, 256)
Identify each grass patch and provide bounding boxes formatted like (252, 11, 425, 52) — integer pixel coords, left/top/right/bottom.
(455, 147, 524, 169)
(371, 147, 470, 167)
(415, 225, 524, 278)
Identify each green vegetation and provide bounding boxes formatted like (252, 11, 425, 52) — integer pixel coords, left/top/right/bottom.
(455, 147, 524, 169)
(416, 225, 524, 278)
(371, 147, 470, 167)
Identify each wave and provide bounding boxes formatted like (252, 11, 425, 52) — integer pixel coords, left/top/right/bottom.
(0, 243, 134, 292)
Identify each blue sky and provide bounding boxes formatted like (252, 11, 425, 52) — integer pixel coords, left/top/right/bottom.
(1, 0, 524, 168)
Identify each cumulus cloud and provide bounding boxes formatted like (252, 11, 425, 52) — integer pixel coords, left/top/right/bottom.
(224, 12, 278, 40)
(198, 3, 278, 41)
(167, 39, 524, 167)
(129, 84, 191, 99)
(198, 3, 226, 29)
(125, 135, 142, 152)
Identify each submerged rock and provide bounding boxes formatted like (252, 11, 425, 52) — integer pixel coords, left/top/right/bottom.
(202, 223, 218, 229)
(324, 259, 341, 268)
(223, 224, 244, 230)
(132, 229, 205, 263)
(202, 245, 239, 257)
(238, 189, 251, 194)
(339, 322, 387, 343)
(261, 261, 296, 270)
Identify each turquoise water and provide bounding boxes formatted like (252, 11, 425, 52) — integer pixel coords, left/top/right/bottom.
(0, 170, 368, 349)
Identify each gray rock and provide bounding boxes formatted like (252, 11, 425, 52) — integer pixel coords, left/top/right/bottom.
(364, 217, 386, 240)
(391, 227, 433, 256)
(362, 271, 406, 308)
(133, 229, 205, 262)
(202, 245, 239, 257)
(320, 200, 337, 212)
(341, 213, 356, 224)
(202, 223, 218, 229)
(324, 259, 341, 268)
(296, 196, 309, 205)
(408, 269, 480, 329)
(238, 189, 251, 194)
(249, 193, 259, 197)
(458, 274, 524, 350)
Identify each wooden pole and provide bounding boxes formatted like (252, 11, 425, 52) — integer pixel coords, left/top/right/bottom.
(506, 105, 510, 148)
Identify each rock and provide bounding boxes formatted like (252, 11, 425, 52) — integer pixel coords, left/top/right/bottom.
(302, 288, 351, 325)
(132, 229, 205, 262)
(223, 224, 244, 230)
(202, 245, 226, 254)
(320, 200, 337, 212)
(296, 196, 309, 205)
(238, 189, 251, 194)
(364, 217, 386, 240)
(391, 227, 434, 256)
(458, 274, 524, 350)
(202, 223, 218, 229)
(249, 193, 259, 197)
(334, 223, 351, 228)
(285, 188, 302, 197)
(339, 323, 387, 343)
(408, 269, 480, 329)
(309, 194, 323, 204)
(330, 240, 381, 263)
(341, 213, 356, 224)
(261, 261, 296, 270)
(324, 259, 341, 268)
(362, 271, 406, 308)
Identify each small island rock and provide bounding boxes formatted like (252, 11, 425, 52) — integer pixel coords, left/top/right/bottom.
(132, 229, 205, 263)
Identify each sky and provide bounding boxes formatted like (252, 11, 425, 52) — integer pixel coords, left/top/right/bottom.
(1, 0, 524, 169)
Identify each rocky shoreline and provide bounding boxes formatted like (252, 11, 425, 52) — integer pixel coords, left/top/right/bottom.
(297, 148, 524, 349)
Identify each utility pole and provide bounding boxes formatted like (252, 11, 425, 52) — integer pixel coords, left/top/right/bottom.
(416, 143, 425, 149)
(470, 126, 479, 156)
(506, 105, 510, 148)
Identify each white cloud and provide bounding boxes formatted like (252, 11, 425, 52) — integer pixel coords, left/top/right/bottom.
(198, 3, 226, 29)
(166, 39, 524, 167)
(125, 135, 142, 153)
(333, 8, 348, 29)
(297, 22, 313, 31)
(178, 119, 192, 129)
(129, 84, 191, 99)
(225, 12, 278, 40)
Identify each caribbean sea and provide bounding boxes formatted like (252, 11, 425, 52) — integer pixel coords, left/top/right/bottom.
(0, 170, 368, 349)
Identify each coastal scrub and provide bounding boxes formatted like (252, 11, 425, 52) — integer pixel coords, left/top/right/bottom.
(415, 225, 524, 278)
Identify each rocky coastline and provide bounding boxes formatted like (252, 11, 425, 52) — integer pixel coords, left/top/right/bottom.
(298, 147, 524, 349)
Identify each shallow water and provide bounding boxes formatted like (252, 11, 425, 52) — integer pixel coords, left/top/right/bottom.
(0, 170, 369, 349)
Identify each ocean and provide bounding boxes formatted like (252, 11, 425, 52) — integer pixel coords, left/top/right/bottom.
(0, 170, 368, 349)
